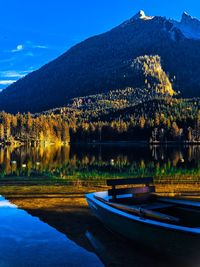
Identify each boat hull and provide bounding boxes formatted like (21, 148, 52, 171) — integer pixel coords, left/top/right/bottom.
(86, 193, 200, 260)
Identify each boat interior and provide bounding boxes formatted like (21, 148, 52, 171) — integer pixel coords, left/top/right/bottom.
(94, 178, 200, 228)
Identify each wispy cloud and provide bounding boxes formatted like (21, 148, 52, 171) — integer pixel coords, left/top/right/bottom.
(11, 44, 24, 53)
(0, 80, 16, 85)
(25, 41, 49, 50)
(9, 42, 49, 55)
(0, 70, 30, 79)
(33, 45, 48, 49)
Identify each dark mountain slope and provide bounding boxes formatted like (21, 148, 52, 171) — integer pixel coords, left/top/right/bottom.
(1, 11, 200, 113)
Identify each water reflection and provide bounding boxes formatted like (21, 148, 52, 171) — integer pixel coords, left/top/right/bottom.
(0, 144, 199, 178)
(85, 225, 200, 267)
(4, 194, 199, 267)
(0, 196, 103, 267)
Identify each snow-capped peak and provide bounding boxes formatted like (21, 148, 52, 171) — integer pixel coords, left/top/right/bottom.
(171, 12, 200, 40)
(181, 11, 194, 22)
(133, 10, 154, 20)
(120, 10, 154, 27)
(121, 10, 200, 40)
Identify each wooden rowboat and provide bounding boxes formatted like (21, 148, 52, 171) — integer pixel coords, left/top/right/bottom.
(86, 178, 200, 258)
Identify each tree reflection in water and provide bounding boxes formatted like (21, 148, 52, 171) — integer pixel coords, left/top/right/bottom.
(0, 144, 199, 180)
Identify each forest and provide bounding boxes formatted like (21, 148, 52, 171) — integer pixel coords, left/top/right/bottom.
(0, 112, 70, 146)
(0, 93, 199, 145)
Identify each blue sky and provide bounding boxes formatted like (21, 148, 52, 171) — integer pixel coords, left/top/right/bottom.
(0, 0, 199, 90)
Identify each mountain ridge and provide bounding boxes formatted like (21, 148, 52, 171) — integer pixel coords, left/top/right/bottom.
(171, 12, 200, 39)
(0, 11, 200, 113)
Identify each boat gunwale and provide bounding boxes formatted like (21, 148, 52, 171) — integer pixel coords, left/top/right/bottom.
(86, 192, 200, 235)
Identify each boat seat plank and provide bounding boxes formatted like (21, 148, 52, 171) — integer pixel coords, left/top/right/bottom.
(160, 198, 200, 208)
(107, 177, 153, 186)
(108, 186, 155, 197)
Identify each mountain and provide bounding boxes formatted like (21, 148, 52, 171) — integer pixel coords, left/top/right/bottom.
(131, 55, 175, 96)
(1, 10, 200, 113)
(171, 12, 200, 40)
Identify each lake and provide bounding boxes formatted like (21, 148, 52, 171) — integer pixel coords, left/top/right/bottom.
(0, 196, 102, 267)
(0, 144, 199, 266)
(0, 143, 199, 180)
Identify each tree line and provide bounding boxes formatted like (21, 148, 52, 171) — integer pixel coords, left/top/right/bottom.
(0, 97, 199, 145)
(0, 112, 70, 145)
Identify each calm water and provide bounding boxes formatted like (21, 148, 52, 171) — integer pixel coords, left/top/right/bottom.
(0, 195, 199, 267)
(0, 196, 102, 267)
(0, 144, 199, 179)
(0, 144, 199, 266)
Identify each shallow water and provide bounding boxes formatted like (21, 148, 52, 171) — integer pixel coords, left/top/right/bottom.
(0, 196, 103, 267)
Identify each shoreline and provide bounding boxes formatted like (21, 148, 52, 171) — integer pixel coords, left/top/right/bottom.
(0, 140, 199, 148)
(70, 140, 200, 146)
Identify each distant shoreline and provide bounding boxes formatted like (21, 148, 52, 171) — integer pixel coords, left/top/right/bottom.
(70, 140, 200, 146)
(0, 140, 199, 148)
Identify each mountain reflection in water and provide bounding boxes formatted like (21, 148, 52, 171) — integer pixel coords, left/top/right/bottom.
(0, 195, 103, 267)
(3, 194, 199, 267)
